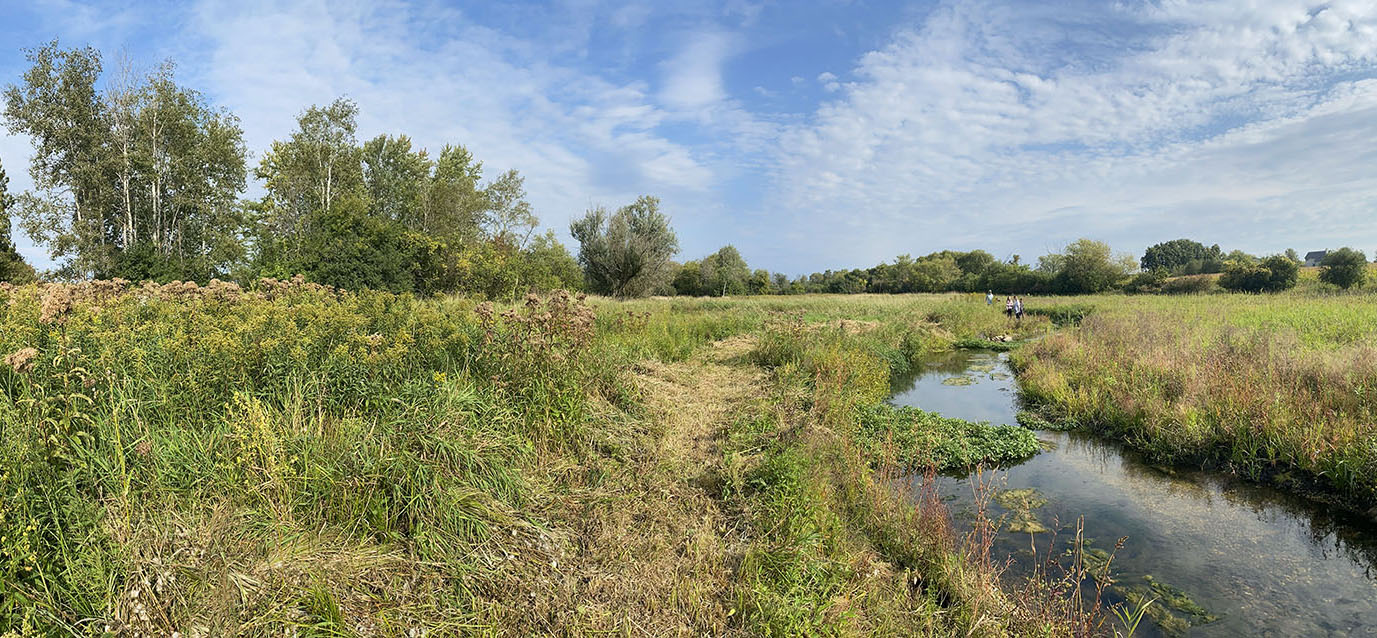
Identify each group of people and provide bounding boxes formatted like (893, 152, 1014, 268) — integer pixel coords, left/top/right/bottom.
(985, 290, 1025, 320)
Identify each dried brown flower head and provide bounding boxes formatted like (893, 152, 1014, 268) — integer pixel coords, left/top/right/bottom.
(5, 347, 38, 374)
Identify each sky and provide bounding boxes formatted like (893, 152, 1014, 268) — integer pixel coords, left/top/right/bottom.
(1, 0, 1376, 275)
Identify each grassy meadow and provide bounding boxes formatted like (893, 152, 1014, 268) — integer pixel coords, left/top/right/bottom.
(1014, 288, 1377, 512)
(4, 278, 1374, 636)
(0, 283, 1100, 637)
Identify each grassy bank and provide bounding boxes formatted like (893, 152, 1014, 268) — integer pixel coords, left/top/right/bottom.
(1014, 292, 1377, 513)
(0, 285, 1092, 635)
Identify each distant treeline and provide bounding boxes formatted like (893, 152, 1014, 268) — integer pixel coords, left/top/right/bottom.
(662, 239, 1370, 297)
(1, 42, 1371, 299)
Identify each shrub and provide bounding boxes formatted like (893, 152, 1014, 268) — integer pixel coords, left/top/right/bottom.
(1219, 255, 1297, 293)
(1159, 275, 1215, 295)
(1319, 247, 1367, 290)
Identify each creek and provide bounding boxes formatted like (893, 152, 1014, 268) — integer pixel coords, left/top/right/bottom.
(891, 349, 1377, 638)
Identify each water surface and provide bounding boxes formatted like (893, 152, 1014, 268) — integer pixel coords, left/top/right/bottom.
(891, 349, 1377, 637)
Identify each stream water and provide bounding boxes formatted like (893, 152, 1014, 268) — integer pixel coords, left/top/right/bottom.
(890, 349, 1377, 637)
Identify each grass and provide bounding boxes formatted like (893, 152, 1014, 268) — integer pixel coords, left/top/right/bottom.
(1013, 290, 1377, 512)
(0, 284, 1111, 636)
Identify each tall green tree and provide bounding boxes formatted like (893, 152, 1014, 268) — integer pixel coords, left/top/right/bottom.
(1049, 239, 1134, 294)
(570, 195, 678, 297)
(0, 157, 37, 283)
(1141, 239, 1222, 274)
(255, 98, 363, 260)
(700, 245, 750, 296)
(421, 144, 486, 242)
(4, 43, 247, 280)
(362, 134, 429, 227)
(3, 42, 110, 277)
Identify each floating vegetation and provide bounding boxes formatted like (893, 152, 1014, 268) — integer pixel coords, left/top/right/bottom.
(942, 375, 975, 386)
(952, 336, 1017, 352)
(995, 488, 1050, 534)
(969, 362, 998, 374)
(1015, 410, 1080, 431)
(989, 371, 1011, 380)
(855, 404, 1040, 470)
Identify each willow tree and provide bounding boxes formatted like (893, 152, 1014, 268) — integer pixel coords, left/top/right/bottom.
(570, 196, 678, 297)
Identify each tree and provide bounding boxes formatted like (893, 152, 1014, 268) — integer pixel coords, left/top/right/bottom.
(1141, 239, 1221, 274)
(1049, 239, 1134, 294)
(4, 41, 110, 277)
(482, 169, 537, 248)
(422, 144, 486, 242)
(1319, 247, 1367, 290)
(0, 158, 36, 283)
(362, 134, 429, 227)
(570, 196, 679, 297)
(4, 43, 248, 280)
(256, 98, 363, 259)
(672, 260, 703, 296)
(700, 245, 750, 296)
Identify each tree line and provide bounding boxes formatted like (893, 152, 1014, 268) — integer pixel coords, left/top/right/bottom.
(1, 41, 583, 296)
(1, 42, 1370, 298)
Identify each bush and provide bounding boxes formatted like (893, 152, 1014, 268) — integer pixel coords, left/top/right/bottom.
(1319, 247, 1368, 290)
(1123, 269, 1168, 294)
(1218, 255, 1297, 293)
(1159, 275, 1215, 295)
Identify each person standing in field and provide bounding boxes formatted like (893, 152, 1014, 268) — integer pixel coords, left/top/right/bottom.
(987, 290, 994, 305)
(1005, 296, 1014, 318)
(1014, 296, 1024, 322)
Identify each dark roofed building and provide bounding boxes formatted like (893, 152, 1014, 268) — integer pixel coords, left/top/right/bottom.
(1304, 250, 1327, 267)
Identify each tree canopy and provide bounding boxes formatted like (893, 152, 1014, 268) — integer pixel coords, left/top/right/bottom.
(570, 196, 678, 297)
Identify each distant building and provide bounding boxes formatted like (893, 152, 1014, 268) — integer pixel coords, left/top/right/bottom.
(1304, 250, 1327, 267)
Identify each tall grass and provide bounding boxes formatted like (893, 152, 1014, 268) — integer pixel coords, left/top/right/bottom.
(1014, 292, 1377, 510)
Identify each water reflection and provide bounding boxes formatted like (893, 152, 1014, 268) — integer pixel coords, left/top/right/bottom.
(890, 349, 1377, 637)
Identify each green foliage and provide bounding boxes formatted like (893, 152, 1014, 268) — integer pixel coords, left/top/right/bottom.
(0, 158, 35, 283)
(1319, 247, 1367, 290)
(856, 404, 1040, 470)
(1049, 238, 1135, 294)
(1141, 239, 1223, 275)
(4, 42, 248, 280)
(1218, 254, 1298, 293)
(570, 196, 679, 297)
(1123, 269, 1168, 294)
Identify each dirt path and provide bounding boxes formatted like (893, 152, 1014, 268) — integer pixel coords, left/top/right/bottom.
(559, 335, 764, 637)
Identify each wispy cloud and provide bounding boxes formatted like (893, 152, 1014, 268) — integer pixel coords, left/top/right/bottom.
(763, 0, 1377, 269)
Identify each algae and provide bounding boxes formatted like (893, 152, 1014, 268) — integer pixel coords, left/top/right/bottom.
(942, 375, 975, 386)
(995, 488, 1050, 534)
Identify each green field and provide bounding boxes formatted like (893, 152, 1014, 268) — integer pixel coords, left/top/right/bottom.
(1014, 290, 1377, 511)
(0, 283, 1099, 637)
(4, 281, 1374, 635)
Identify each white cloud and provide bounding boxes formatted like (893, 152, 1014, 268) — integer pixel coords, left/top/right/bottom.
(765, 0, 1377, 268)
(817, 71, 840, 92)
(658, 31, 736, 112)
(184, 0, 723, 234)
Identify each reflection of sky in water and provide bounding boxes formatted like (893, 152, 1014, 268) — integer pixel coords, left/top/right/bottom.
(890, 350, 1377, 638)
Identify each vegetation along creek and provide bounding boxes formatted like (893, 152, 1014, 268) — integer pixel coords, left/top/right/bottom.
(891, 348, 1377, 638)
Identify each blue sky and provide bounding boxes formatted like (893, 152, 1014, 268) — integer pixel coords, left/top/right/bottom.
(3, 0, 1377, 275)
